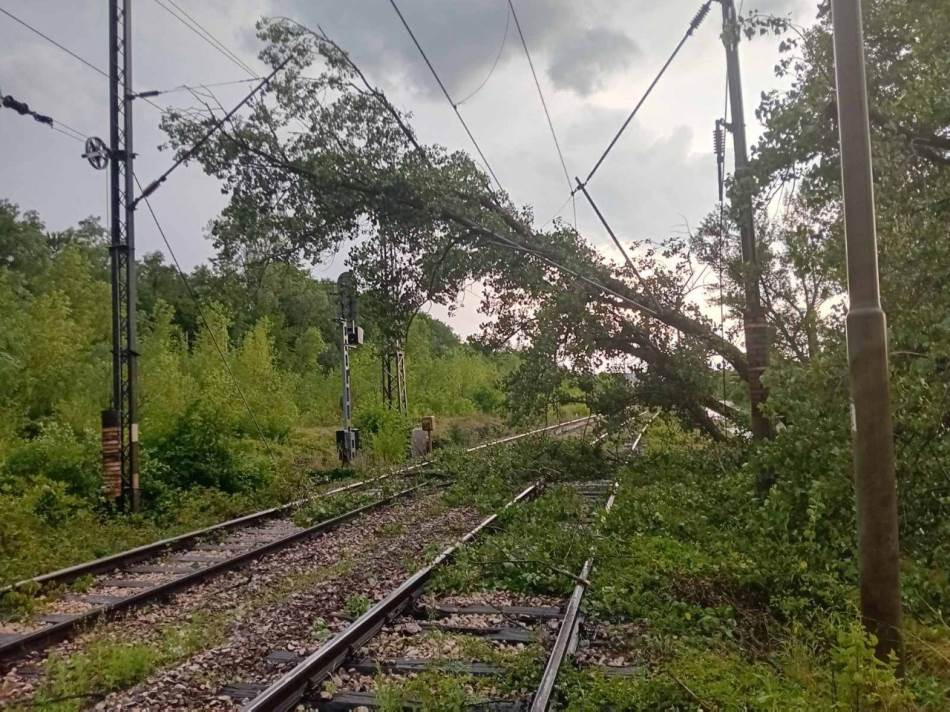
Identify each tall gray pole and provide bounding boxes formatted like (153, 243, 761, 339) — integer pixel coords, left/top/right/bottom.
(831, 0, 902, 666)
(720, 0, 771, 442)
(105, 0, 140, 511)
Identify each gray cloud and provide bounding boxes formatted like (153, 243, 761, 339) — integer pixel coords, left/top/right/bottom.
(284, 1, 638, 101)
(0, 0, 823, 339)
(546, 27, 641, 96)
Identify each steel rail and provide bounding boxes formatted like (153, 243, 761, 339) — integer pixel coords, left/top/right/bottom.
(531, 487, 617, 711)
(2, 477, 399, 597)
(0, 484, 424, 663)
(4, 417, 590, 596)
(464, 415, 591, 453)
(530, 416, 655, 709)
(244, 483, 540, 712)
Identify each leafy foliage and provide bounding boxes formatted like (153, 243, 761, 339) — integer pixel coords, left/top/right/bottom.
(574, 419, 948, 709)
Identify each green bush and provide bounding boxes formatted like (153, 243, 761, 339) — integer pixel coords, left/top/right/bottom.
(0, 478, 161, 586)
(3, 422, 100, 499)
(575, 417, 949, 709)
(142, 406, 271, 496)
(435, 487, 589, 596)
(353, 405, 411, 464)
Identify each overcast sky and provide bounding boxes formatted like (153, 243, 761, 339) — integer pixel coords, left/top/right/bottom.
(1, 0, 817, 336)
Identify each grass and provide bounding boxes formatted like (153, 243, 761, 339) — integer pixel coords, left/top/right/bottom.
(35, 613, 227, 711)
(376, 670, 475, 711)
(19, 556, 358, 710)
(558, 422, 950, 711)
(433, 486, 592, 596)
(344, 593, 371, 618)
(371, 633, 545, 711)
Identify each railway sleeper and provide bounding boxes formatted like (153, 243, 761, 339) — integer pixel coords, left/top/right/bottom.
(319, 690, 524, 711)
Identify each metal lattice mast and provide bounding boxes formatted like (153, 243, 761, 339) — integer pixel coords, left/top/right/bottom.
(379, 233, 409, 415)
(104, 0, 140, 511)
(337, 272, 362, 463)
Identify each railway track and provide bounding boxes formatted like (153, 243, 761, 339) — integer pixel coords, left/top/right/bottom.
(0, 417, 592, 666)
(226, 478, 618, 712)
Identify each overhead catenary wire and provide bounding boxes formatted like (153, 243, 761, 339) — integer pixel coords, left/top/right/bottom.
(0, 6, 108, 79)
(507, 0, 576, 227)
(133, 51, 298, 206)
(132, 77, 264, 99)
(456, 2, 510, 106)
(158, 22, 710, 347)
(50, 125, 85, 143)
(151, 0, 257, 78)
(574, 0, 713, 194)
(573, 177, 644, 283)
(134, 174, 281, 463)
(388, 0, 504, 193)
(480, 226, 659, 317)
(0, 5, 165, 114)
(303, 19, 664, 320)
(164, 0, 257, 75)
(1, 88, 92, 142)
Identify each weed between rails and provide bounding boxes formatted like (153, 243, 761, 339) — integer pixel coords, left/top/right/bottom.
(368, 633, 546, 711)
(23, 557, 355, 711)
(568, 419, 950, 710)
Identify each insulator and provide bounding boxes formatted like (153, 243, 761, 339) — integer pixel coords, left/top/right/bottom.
(2, 95, 30, 115)
(691, 2, 712, 31)
(714, 122, 725, 158)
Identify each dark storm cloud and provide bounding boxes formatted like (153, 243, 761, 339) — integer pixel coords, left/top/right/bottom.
(546, 27, 641, 96)
(282, 0, 637, 100)
(1, 0, 821, 337)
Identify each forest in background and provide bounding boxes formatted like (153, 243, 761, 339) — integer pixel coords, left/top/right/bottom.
(0, 199, 534, 585)
(0, 1, 947, 704)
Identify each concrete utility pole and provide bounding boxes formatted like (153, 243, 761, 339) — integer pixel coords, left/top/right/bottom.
(719, 0, 771, 441)
(102, 0, 140, 511)
(830, 0, 903, 667)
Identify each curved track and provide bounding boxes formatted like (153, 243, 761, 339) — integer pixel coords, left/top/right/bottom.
(0, 417, 592, 664)
(234, 480, 615, 711)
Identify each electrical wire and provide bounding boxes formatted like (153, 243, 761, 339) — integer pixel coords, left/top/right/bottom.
(1, 88, 93, 142)
(542, 193, 575, 229)
(136, 77, 264, 99)
(507, 0, 576, 228)
(134, 174, 280, 463)
(133, 51, 297, 206)
(388, 0, 504, 193)
(49, 125, 84, 143)
(0, 5, 165, 114)
(480, 227, 659, 316)
(455, 2, 510, 106)
(575, 0, 713, 193)
(311, 14, 659, 318)
(151, 0, 257, 78)
(0, 6, 108, 79)
(165, 0, 257, 76)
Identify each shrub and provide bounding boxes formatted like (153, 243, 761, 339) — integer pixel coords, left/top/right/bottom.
(3, 422, 100, 499)
(142, 406, 270, 495)
(353, 405, 411, 464)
